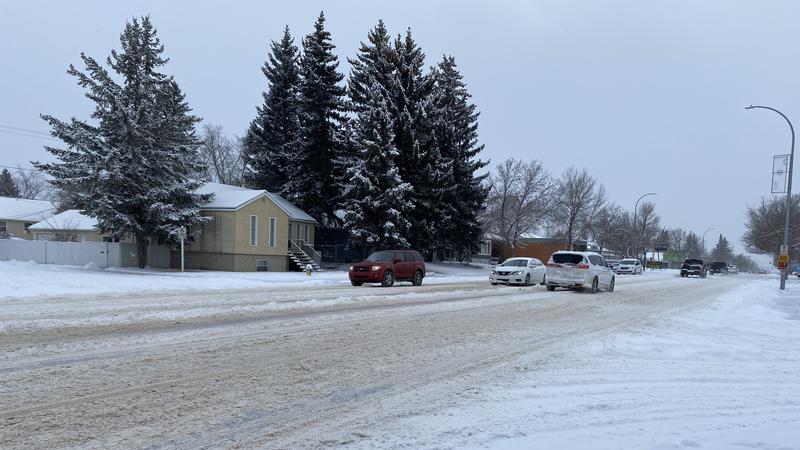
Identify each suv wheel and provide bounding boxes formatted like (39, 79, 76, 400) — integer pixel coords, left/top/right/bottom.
(590, 277, 599, 294)
(546, 283, 556, 291)
(412, 270, 423, 286)
(351, 281, 363, 287)
(381, 271, 395, 287)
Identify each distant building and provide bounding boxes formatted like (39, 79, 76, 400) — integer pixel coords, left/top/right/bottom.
(0, 196, 55, 240)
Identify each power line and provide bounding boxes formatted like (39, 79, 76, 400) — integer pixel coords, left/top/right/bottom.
(0, 164, 43, 173)
(0, 124, 52, 137)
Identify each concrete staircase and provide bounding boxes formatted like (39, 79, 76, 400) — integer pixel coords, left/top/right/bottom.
(288, 239, 324, 272)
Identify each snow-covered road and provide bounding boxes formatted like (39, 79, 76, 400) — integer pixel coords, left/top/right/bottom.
(1, 271, 797, 449)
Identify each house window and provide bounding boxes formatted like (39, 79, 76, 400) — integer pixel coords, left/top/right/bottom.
(479, 240, 492, 255)
(288, 223, 293, 241)
(0, 221, 6, 233)
(303, 224, 309, 242)
(256, 258, 269, 271)
(268, 217, 276, 247)
(24, 222, 33, 232)
(249, 215, 258, 246)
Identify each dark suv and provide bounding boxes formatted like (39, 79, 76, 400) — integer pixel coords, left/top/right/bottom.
(709, 261, 728, 275)
(349, 250, 426, 287)
(680, 258, 706, 278)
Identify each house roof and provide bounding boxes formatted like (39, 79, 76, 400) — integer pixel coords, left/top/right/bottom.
(0, 196, 56, 222)
(265, 192, 316, 223)
(198, 182, 316, 223)
(28, 209, 97, 231)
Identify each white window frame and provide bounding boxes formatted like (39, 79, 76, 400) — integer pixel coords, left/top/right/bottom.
(288, 223, 293, 241)
(303, 224, 309, 242)
(268, 217, 277, 247)
(249, 215, 258, 246)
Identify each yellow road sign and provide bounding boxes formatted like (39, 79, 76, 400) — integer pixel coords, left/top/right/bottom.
(778, 254, 789, 269)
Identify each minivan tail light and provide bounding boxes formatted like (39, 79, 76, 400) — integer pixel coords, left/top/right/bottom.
(576, 263, 590, 270)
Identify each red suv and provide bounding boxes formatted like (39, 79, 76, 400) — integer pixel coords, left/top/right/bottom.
(349, 250, 426, 287)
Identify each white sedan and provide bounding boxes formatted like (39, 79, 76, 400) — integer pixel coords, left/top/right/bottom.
(490, 257, 547, 286)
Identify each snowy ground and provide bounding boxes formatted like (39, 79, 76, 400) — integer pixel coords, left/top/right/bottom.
(1, 271, 796, 449)
(341, 277, 800, 450)
(0, 260, 488, 299)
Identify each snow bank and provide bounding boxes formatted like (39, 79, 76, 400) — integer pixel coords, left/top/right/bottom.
(0, 260, 488, 300)
(351, 279, 800, 449)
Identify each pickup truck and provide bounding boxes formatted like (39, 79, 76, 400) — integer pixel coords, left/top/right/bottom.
(680, 258, 706, 278)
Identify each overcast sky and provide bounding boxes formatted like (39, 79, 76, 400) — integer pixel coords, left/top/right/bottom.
(1, 0, 798, 259)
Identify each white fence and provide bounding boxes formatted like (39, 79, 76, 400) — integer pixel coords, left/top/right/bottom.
(0, 240, 171, 269)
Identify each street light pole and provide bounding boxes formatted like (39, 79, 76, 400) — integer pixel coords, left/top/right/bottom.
(632, 192, 657, 263)
(702, 227, 714, 258)
(746, 105, 795, 290)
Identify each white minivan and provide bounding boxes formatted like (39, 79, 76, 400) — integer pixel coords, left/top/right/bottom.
(545, 251, 615, 293)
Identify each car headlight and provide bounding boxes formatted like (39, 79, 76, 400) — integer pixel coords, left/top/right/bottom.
(371, 265, 381, 271)
(349, 265, 354, 271)
(490, 270, 497, 275)
(512, 270, 524, 275)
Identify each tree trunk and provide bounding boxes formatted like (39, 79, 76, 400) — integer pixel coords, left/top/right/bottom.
(135, 231, 149, 269)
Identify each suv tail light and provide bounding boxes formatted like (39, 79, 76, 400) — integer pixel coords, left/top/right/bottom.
(576, 263, 590, 270)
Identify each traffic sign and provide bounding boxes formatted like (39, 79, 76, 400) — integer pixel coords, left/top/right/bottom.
(778, 254, 789, 270)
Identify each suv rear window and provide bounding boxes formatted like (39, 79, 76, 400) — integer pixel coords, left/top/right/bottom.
(552, 253, 584, 265)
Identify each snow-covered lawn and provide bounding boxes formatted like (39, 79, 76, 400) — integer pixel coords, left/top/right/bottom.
(350, 278, 800, 449)
(0, 260, 489, 299)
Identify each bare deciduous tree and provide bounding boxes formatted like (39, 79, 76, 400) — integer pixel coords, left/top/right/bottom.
(743, 194, 800, 257)
(13, 166, 49, 199)
(197, 124, 246, 186)
(551, 167, 601, 249)
(483, 158, 556, 256)
(634, 201, 660, 254)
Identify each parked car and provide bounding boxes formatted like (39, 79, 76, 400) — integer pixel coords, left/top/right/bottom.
(605, 259, 621, 273)
(490, 257, 547, 286)
(709, 261, 728, 275)
(545, 251, 615, 293)
(680, 258, 706, 278)
(728, 264, 739, 274)
(349, 249, 426, 287)
(616, 258, 642, 275)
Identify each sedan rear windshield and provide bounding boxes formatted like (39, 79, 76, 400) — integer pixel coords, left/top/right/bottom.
(367, 251, 394, 262)
(500, 259, 528, 267)
(552, 253, 584, 265)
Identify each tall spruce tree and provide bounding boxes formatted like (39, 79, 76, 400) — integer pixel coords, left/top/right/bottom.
(431, 55, 489, 260)
(710, 234, 734, 262)
(35, 16, 209, 268)
(244, 26, 301, 194)
(294, 12, 348, 225)
(391, 29, 442, 254)
(347, 20, 397, 114)
(342, 80, 412, 249)
(0, 169, 19, 197)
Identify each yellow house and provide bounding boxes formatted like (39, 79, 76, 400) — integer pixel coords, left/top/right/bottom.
(181, 183, 319, 272)
(0, 196, 56, 240)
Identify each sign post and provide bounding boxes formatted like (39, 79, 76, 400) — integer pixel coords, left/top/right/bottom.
(177, 226, 187, 272)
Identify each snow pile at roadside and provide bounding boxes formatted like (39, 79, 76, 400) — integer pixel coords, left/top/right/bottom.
(0, 260, 488, 300)
(351, 279, 800, 449)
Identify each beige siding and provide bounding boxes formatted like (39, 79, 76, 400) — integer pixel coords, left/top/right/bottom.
(233, 197, 289, 255)
(2, 219, 37, 240)
(191, 211, 237, 254)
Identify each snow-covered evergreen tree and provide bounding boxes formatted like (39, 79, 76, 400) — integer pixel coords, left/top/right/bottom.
(0, 169, 19, 197)
(430, 55, 488, 260)
(294, 12, 348, 225)
(710, 234, 735, 262)
(342, 80, 412, 248)
(243, 26, 301, 194)
(391, 29, 442, 254)
(347, 20, 397, 115)
(35, 16, 209, 268)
